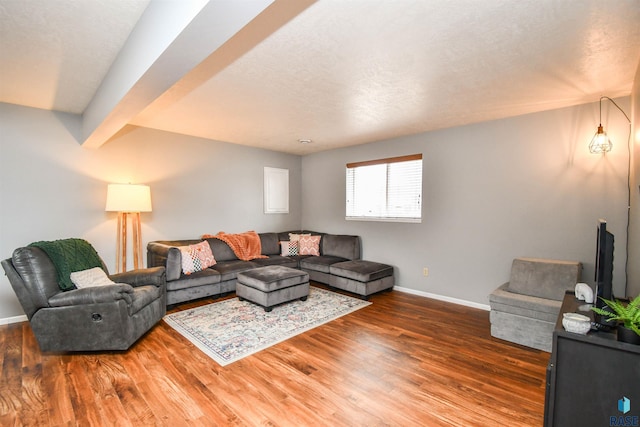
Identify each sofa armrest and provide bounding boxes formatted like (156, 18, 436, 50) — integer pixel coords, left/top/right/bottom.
(48, 284, 134, 307)
(110, 267, 165, 288)
(490, 282, 563, 315)
(147, 242, 186, 281)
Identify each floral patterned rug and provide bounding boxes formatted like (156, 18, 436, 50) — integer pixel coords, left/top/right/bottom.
(164, 287, 371, 366)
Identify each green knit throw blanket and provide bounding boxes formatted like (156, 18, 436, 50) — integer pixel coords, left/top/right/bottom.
(29, 238, 104, 291)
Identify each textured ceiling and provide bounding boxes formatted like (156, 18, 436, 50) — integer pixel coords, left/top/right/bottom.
(1, 0, 639, 155)
(0, 0, 150, 113)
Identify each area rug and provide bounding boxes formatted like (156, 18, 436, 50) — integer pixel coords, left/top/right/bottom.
(164, 287, 371, 366)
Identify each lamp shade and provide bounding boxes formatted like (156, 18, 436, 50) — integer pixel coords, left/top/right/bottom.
(588, 125, 613, 154)
(105, 184, 152, 212)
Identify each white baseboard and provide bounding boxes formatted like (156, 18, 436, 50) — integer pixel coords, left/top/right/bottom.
(0, 314, 28, 325)
(393, 286, 491, 311)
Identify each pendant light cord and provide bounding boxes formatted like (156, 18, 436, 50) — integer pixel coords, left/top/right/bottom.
(600, 96, 632, 297)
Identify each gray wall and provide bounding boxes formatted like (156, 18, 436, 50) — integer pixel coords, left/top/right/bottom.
(302, 98, 632, 306)
(0, 103, 302, 319)
(1, 95, 636, 320)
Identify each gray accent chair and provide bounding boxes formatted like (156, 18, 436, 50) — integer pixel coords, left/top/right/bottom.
(489, 257, 582, 352)
(2, 246, 166, 352)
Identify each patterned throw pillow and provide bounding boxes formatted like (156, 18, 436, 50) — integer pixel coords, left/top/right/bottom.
(179, 241, 216, 275)
(288, 233, 310, 243)
(298, 235, 321, 256)
(70, 267, 116, 288)
(280, 240, 299, 256)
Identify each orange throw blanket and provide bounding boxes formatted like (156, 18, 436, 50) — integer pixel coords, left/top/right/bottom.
(201, 231, 268, 261)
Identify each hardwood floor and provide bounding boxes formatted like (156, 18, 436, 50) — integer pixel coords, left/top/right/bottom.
(0, 285, 550, 426)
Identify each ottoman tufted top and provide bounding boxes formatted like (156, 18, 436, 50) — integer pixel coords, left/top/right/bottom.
(330, 260, 393, 283)
(237, 266, 309, 292)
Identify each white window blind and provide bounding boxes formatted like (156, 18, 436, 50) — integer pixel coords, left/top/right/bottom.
(346, 154, 422, 222)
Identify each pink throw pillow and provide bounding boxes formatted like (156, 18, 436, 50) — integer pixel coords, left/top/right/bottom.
(179, 241, 216, 275)
(298, 235, 321, 256)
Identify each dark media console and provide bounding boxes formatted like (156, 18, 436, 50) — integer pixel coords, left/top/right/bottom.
(544, 292, 640, 427)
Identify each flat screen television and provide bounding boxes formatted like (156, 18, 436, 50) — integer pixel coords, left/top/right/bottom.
(593, 219, 615, 329)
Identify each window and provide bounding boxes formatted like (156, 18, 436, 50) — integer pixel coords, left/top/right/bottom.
(346, 154, 422, 222)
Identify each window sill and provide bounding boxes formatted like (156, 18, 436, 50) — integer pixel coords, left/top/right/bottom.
(345, 217, 421, 224)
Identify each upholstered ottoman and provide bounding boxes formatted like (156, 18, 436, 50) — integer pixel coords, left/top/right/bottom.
(329, 260, 394, 299)
(236, 266, 309, 312)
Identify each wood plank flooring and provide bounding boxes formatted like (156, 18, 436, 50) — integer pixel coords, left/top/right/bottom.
(0, 285, 550, 426)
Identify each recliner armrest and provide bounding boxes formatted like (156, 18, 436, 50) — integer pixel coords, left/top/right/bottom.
(110, 267, 166, 287)
(48, 284, 134, 307)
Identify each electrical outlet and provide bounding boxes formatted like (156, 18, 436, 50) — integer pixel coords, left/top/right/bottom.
(423, 267, 429, 277)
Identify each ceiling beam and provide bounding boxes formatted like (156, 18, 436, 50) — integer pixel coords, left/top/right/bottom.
(81, 0, 209, 148)
(132, 0, 318, 124)
(81, 0, 315, 148)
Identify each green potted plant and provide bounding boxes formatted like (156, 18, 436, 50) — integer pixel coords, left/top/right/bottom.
(591, 295, 640, 345)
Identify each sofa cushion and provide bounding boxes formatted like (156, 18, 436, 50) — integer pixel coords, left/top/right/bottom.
(210, 260, 258, 281)
(330, 260, 393, 283)
(508, 257, 581, 301)
(251, 256, 299, 269)
(166, 269, 221, 292)
(259, 233, 280, 255)
(299, 256, 347, 273)
(47, 283, 134, 307)
(321, 235, 360, 260)
(204, 238, 238, 262)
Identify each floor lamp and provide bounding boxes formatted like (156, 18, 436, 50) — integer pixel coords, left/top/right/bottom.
(105, 184, 152, 273)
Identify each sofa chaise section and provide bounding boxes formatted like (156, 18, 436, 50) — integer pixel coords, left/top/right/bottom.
(298, 234, 360, 283)
(330, 260, 394, 299)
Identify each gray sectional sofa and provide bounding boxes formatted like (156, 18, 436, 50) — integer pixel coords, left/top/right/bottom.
(147, 231, 394, 306)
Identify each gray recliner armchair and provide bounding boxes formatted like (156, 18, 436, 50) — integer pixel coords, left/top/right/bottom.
(2, 242, 166, 352)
